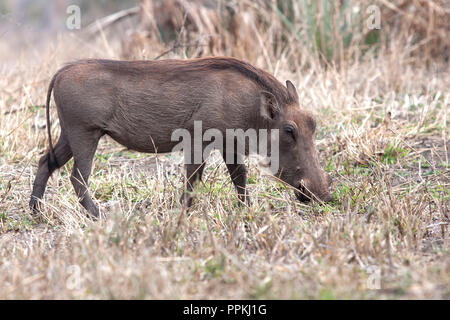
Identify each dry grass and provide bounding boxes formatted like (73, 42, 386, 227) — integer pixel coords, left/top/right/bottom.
(0, 1, 448, 299)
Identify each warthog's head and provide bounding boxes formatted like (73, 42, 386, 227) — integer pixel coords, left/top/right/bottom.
(260, 80, 333, 203)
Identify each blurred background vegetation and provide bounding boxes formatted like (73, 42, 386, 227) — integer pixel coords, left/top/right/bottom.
(0, 0, 135, 28)
(0, 0, 448, 68)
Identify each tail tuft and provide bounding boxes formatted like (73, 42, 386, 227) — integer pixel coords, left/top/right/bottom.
(47, 152, 60, 172)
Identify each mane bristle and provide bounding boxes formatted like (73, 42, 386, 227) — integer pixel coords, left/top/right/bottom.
(67, 57, 293, 104)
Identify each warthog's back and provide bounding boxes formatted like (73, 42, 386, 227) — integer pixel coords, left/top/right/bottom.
(51, 57, 291, 153)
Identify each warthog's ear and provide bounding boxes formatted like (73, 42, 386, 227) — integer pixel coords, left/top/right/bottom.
(260, 91, 280, 120)
(286, 80, 299, 103)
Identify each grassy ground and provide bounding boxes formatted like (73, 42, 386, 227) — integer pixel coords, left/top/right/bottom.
(0, 9, 449, 298)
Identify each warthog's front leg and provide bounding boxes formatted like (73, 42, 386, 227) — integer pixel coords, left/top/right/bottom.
(180, 162, 206, 208)
(222, 152, 250, 206)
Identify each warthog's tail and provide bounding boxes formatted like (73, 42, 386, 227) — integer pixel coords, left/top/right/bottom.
(46, 74, 58, 170)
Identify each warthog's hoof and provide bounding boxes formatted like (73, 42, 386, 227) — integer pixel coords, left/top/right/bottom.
(86, 212, 99, 221)
(237, 195, 251, 207)
(82, 202, 100, 220)
(29, 197, 42, 215)
(180, 192, 194, 209)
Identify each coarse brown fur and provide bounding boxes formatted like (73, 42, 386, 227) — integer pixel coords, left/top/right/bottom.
(30, 57, 332, 218)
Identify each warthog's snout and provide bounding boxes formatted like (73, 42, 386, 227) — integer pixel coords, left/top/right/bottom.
(295, 173, 333, 203)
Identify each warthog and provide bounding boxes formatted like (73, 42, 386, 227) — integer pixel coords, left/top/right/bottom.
(30, 57, 332, 218)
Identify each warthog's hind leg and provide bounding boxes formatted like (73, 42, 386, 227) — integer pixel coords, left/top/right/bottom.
(69, 130, 102, 219)
(29, 133, 73, 214)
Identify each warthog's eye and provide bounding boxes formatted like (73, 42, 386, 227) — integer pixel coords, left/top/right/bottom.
(284, 124, 296, 140)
